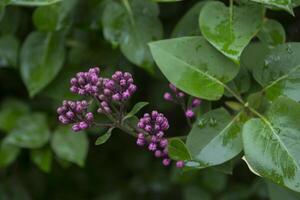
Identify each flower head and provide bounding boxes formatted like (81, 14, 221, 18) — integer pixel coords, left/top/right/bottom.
(57, 100, 93, 132)
(70, 67, 101, 96)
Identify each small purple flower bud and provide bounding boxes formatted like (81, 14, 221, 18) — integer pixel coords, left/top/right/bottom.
(138, 133, 145, 139)
(160, 139, 168, 148)
(192, 98, 202, 107)
(161, 121, 169, 130)
(156, 131, 164, 138)
(162, 158, 171, 166)
(104, 88, 111, 95)
(151, 136, 158, 143)
(119, 79, 126, 86)
(136, 138, 145, 146)
(57, 107, 64, 115)
(169, 84, 177, 92)
(176, 161, 184, 168)
(112, 93, 121, 101)
(178, 92, 185, 98)
(151, 111, 158, 119)
(85, 112, 94, 121)
(128, 84, 137, 94)
(154, 150, 162, 158)
(97, 108, 103, 113)
(79, 121, 88, 129)
(124, 72, 132, 79)
(163, 92, 173, 101)
(70, 78, 77, 85)
(148, 143, 157, 151)
(144, 125, 152, 132)
(66, 111, 75, 119)
(70, 86, 78, 93)
(72, 124, 81, 132)
(103, 106, 111, 113)
(122, 90, 130, 100)
(156, 116, 164, 124)
(185, 109, 194, 118)
(137, 122, 145, 129)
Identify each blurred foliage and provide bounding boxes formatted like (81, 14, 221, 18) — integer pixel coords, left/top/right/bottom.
(0, 0, 300, 199)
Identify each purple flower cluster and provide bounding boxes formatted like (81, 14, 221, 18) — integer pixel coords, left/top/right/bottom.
(164, 83, 201, 119)
(57, 100, 94, 132)
(97, 71, 137, 114)
(136, 111, 184, 168)
(70, 67, 101, 96)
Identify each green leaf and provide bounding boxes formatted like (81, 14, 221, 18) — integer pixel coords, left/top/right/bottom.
(249, 0, 293, 14)
(168, 138, 191, 161)
(5, 113, 50, 148)
(199, 1, 264, 63)
(33, 4, 60, 32)
(33, 0, 77, 32)
(154, 0, 182, 2)
(30, 148, 52, 172)
(186, 108, 243, 168)
(102, 0, 163, 71)
(267, 181, 300, 200)
(20, 31, 65, 97)
(51, 126, 88, 167)
(243, 97, 300, 192)
(123, 102, 149, 121)
(241, 42, 270, 72)
(225, 65, 251, 97)
(0, 35, 19, 68)
(252, 43, 300, 102)
(9, 0, 62, 6)
(95, 128, 113, 146)
(257, 19, 286, 46)
(171, 1, 206, 37)
(0, 141, 20, 168)
(0, 99, 29, 132)
(149, 36, 239, 100)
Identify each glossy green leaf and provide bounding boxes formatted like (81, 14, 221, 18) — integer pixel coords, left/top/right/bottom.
(186, 108, 243, 168)
(123, 102, 149, 121)
(241, 42, 270, 72)
(9, 0, 61, 6)
(5, 113, 50, 148)
(33, 4, 60, 32)
(154, 0, 182, 2)
(51, 126, 88, 167)
(243, 97, 300, 192)
(200, 1, 264, 63)
(0, 35, 19, 68)
(171, 1, 206, 37)
(249, 0, 293, 14)
(258, 19, 286, 46)
(95, 128, 113, 146)
(225, 65, 251, 97)
(102, 0, 163, 71)
(168, 138, 191, 161)
(20, 31, 65, 97)
(252, 43, 300, 101)
(0, 141, 20, 167)
(267, 181, 300, 200)
(0, 99, 29, 132)
(30, 148, 52, 172)
(149, 36, 239, 100)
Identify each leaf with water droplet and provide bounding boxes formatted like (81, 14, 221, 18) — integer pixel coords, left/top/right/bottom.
(250, 43, 300, 102)
(186, 108, 243, 168)
(243, 97, 300, 192)
(199, 1, 264, 63)
(149, 36, 239, 100)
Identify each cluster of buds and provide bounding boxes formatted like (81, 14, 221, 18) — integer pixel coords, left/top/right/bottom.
(57, 100, 94, 132)
(164, 84, 201, 119)
(97, 71, 137, 114)
(136, 111, 184, 168)
(70, 67, 101, 96)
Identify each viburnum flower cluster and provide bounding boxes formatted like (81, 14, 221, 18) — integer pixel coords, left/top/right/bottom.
(57, 67, 185, 168)
(164, 83, 202, 119)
